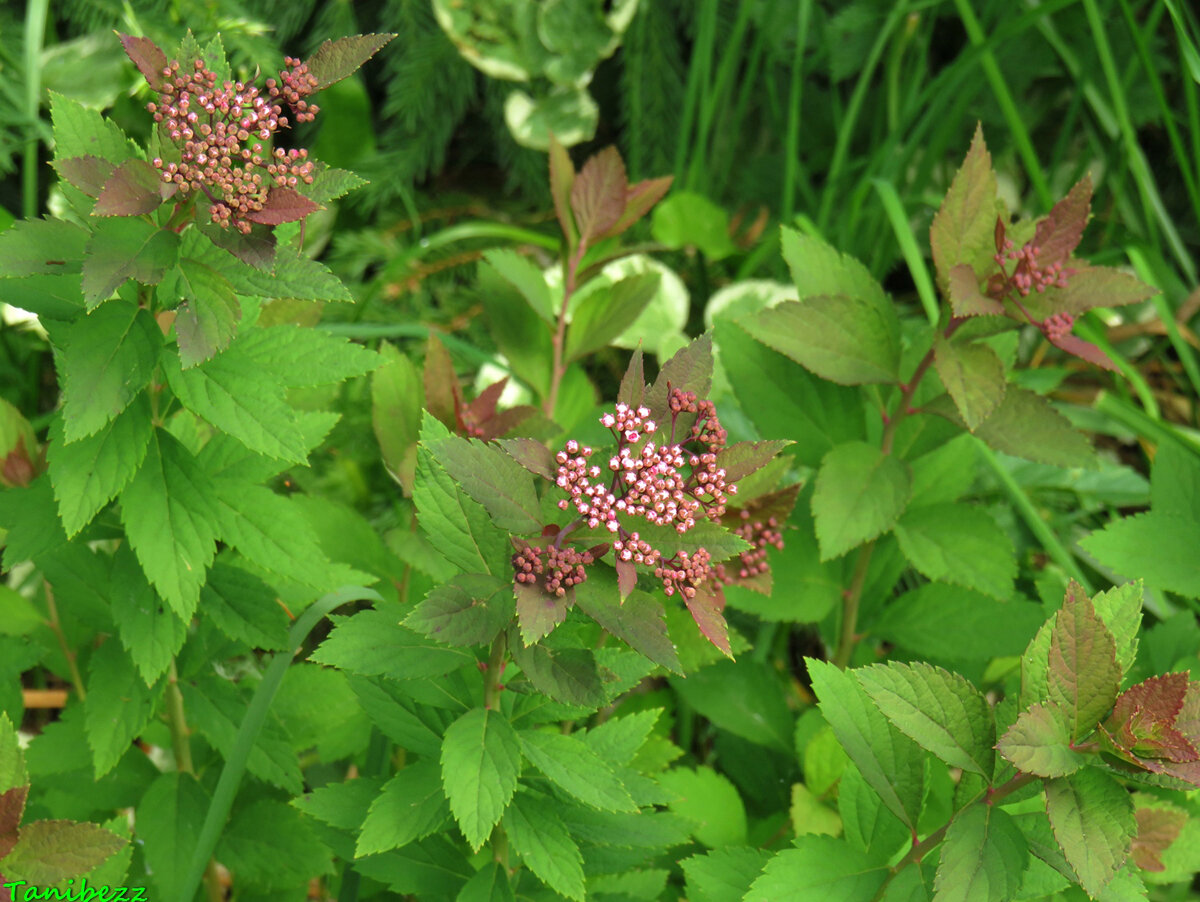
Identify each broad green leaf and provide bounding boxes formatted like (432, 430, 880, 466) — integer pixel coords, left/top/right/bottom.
(583, 709, 661, 765)
(414, 416, 510, 576)
(715, 440, 794, 483)
(373, 342, 423, 493)
(166, 259, 240, 367)
(508, 640, 608, 709)
(932, 803, 1028, 902)
(482, 248, 554, 323)
(81, 218, 178, 307)
(519, 729, 637, 811)
(930, 124, 999, 293)
(215, 799, 333, 888)
(305, 33, 394, 89)
(476, 261, 553, 397)
(135, 773, 208, 902)
(47, 396, 153, 536)
(162, 347, 308, 463)
(0, 712, 27, 794)
(1046, 586, 1121, 741)
(83, 639, 163, 777)
(812, 441, 912, 560)
(0, 273, 84, 320)
(566, 271, 661, 361)
(109, 545, 186, 685)
(3, 819, 125, 886)
(660, 766, 747, 848)
(714, 318, 863, 467)
(645, 334, 713, 424)
(1044, 768, 1134, 897)
(807, 658, 925, 831)
(803, 727, 850, 796)
(949, 387, 1096, 468)
(873, 583, 1043, 663)
(513, 581, 570, 646)
(669, 660, 792, 751)
(1091, 582, 1142, 676)
(310, 608, 472, 680)
(60, 304, 161, 441)
(428, 433, 542, 534)
(997, 701, 1088, 777)
(1019, 265, 1156, 322)
(893, 503, 1015, 600)
(652, 191, 736, 260)
(440, 708, 522, 851)
(406, 575, 513, 648)
(933, 337, 1005, 430)
(0, 477, 68, 570)
(291, 776, 383, 831)
(118, 430, 219, 620)
(456, 861, 516, 902)
(0, 218, 88, 276)
(741, 296, 900, 386)
(231, 324, 380, 387)
(791, 782, 843, 837)
(356, 760, 450, 856)
(50, 91, 140, 165)
(1080, 513, 1200, 598)
(857, 661, 995, 776)
(682, 846, 772, 902)
(200, 561, 290, 651)
(838, 764, 910, 864)
(744, 835, 888, 901)
(1150, 441, 1200, 521)
(503, 792, 585, 901)
(780, 226, 891, 304)
(574, 570, 682, 674)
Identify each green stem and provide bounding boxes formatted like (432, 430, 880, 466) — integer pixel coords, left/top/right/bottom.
(180, 586, 383, 902)
(834, 542, 875, 669)
(22, 0, 47, 220)
(43, 582, 85, 701)
(484, 632, 508, 710)
(545, 243, 586, 418)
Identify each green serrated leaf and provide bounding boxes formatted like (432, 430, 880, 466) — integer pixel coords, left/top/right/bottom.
(81, 218, 178, 307)
(232, 324, 380, 386)
(1091, 582, 1142, 677)
(574, 572, 682, 675)
(83, 640, 163, 778)
(682, 846, 772, 902)
(930, 124, 999, 294)
(660, 766, 747, 848)
(441, 708, 522, 851)
(47, 396, 152, 536)
(0, 218, 88, 276)
(519, 729, 637, 812)
(310, 608, 473, 680)
(1081, 514, 1200, 599)
(356, 760, 450, 857)
(503, 792, 585, 900)
(0, 712, 28, 794)
(744, 834, 888, 901)
(812, 441, 912, 560)
(291, 776, 383, 830)
(508, 640, 608, 709)
(428, 433, 542, 534)
(109, 545, 186, 685)
(1044, 768, 1134, 897)
(583, 709, 661, 765)
(135, 773, 207, 901)
(932, 802, 1027, 902)
(838, 763, 910, 864)
(1046, 586, 1121, 741)
(3, 819, 125, 886)
(166, 259, 240, 367)
(806, 659, 925, 831)
(118, 429, 219, 620)
(934, 337, 1006, 430)
(50, 91, 140, 165)
(644, 334, 713, 424)
(941, 387, 1097, 468)
(200, 561, 289, 651)
(406, 575, 512, 648)
(567, 271, 661, 361)
(60, 304, 161, 441)
(305, 33, 394, 90)
(215, 798, 333, 888)
(893, 503, 1015, 600)
(997, 701, 1088, 778)
(857, 661, 995, 776)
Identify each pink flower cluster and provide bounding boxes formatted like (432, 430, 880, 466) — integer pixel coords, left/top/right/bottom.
(716, 513, 786, 584)
(551, 389, 735, 598)
(512, 543, 595, 598)
(1041, 311, 1075, 342)
(994, 238, 1070, 296)
(148, 56, 319, 232)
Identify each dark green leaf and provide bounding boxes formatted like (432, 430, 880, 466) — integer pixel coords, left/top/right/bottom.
(482, 249, 554, 323)
(575, 572, 682, 674)
(166, 259, 240, 367)
(109, 545, 186, 685)
(405, 575, 513, 648)
(83, 639, 163, 777)
(216, 799, 333, 888)
(682, 847, 772, 902)
(509, 639, 608, 708)
(81, 218, 178, 307)
(310, 608, 473, 680)
(429, 433, 542, 534)
(670, 660, 792, 751)
(520, 729, 636, 811)
(503, 792, 585, 901)
(0, 218, 88, 276)
(893, 503, 1015, 600)
(201, 562, 289, 651)
(357, 760, 450, 856)
(135, 773, 208, 902)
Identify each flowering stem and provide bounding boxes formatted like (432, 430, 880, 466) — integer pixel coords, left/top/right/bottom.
(545, 242, 587, 417)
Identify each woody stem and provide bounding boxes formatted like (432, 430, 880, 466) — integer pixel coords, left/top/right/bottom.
(545, 242, 588, 418)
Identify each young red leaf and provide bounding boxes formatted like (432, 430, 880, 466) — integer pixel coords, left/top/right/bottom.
(1046, 331, 1118, 372)
(497, 438, 556, 480)
(423, 334, 461, 430)
(475, 404, 535, 441)
(930, 123, 999, 292)
(119, 33, 168, 90)
(947, 263, 1005, 317)
(54, 155, 115, 197)
(463, 378, 508, 429)
(548, 133, 577, 248)
(686, 580, 732, 658)
(1132, 804, 1187, 871)
(1046, 582, 1121, 741)
(304, 33, 395, 91)
(94, 159, 165, 217)
(1110, 672, 1190, 734)
(242, 187, 321, 226)
(615, 558, 637, 600)
(0, 785, 27, 858)
(596, 175, 674, 241)
(570, 146, 628, 246)
(514, 581, 573, 646)
(1033, 177, 1091, 267)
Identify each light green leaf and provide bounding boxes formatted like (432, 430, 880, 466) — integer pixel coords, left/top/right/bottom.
(1046, 586, 1120, 741)
(932, 803, 1028, 902)
(47, 396, 152, 536)
(118, 429, 219, 620)
(519, 729, 637, 812)
(583, 709, 661, 765)
(682, 846, 772, 902)
(0, 712, 27, 794)
(50, 91, 140, 165)
(60, 304, 161, 441)
(482, 249, 554, 323)
(956, 387, 1097, 468)
(0, 218, 88, 276)
(812, 441, 912, 560)
(441, 708, 522, 851)
(166, 259, 240, 367)
(427, 433, 542, 534)
(291, 776, 383, 831)
(780, 226, 891, 305)
(456, 861, 515, 902)
(373, 342, 423, 493)
(893, 503, 1015, 600)
(660, 766, 747, 848)
(791, 782, 843, 837)
(135, 773, 208, 902)
(109, 545, 186, 685)
(652, 192, 737, 261)
(838, 764, 909, 864)
(744, 835, 888, 901)
(310, 608, 473, 680)
(566, 271, 661, 361)
(200, 561, 289, 651)
(356, 760, 450, 856)
(1044, 768, 1134, 897)
(503, 792, 585, 901)
(929, 125, 999, 293)
(81, 218, 178, 307)
(807, 658, 925, 831)
(857, 661, 995, 776)
(4, 819, 125, 886)
(232, 324, 380, 386)
(933, 337, 1005, 430)
(405, 575, 512, 648)
(1081, 513, 1200, 598)
(997, 701, 1088, 778)
(1091, 582, 1142, 677)
(83, 639, 163, 777)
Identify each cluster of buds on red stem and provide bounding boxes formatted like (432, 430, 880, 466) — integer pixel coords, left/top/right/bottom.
(148, 56, 319, 232)
(512, 543, 596, 598)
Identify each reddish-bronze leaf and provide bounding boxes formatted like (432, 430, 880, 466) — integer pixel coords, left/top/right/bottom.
(94, 159, 164, 216)
(1111, 673, 1190, 731)
(0, 785, 27, 859)
(423, 334, 461, 430)
(948, 263, 1005, 317)
(497, 438, 556, 480)
(1132, 804, 1187, 871)
(54, 155, 115, 197)
(243, 187, 321, 226)
(304, 33, 395, 90)
(616, 558, 637, 599)
(570, 146, 628, 246)
(686, 580, 731, 658)
(596, 175, 674, 241)
(476, 405, 536, 442)
(119, 33, 168, 90)
(548, 133, 577, 248)
(1176, 680, 1200, 742)
(1046, 332, 1118, 372)
(1033, 177, 1091, 267)
(464, 378, 508, 429)
(514, 581, 573, 646)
